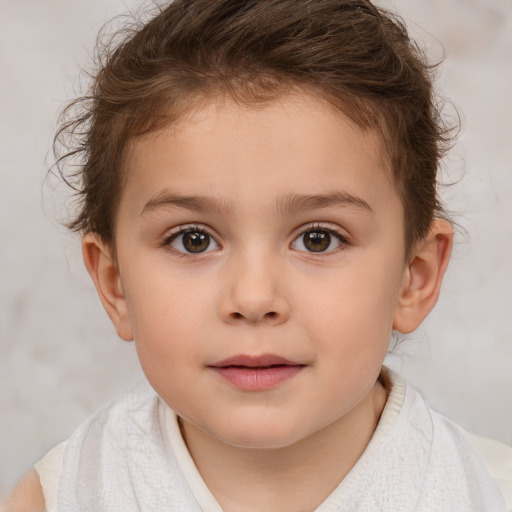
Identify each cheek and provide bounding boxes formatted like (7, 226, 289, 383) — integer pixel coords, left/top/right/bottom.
(123, 270, 214, 361)
(126, 284, 206, 401)
(297, 258, 404, 353)
(125, 253, 214, 318)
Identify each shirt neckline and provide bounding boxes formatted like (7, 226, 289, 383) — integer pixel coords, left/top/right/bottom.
(162, 366, 406, 511)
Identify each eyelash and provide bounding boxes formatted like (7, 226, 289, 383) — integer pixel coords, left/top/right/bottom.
(162, 222, 349, 256)
(291, 223, 349, 254)
(162, 224, 220, 257)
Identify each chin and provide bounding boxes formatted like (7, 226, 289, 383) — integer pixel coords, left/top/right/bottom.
(212, 421, 310, 450)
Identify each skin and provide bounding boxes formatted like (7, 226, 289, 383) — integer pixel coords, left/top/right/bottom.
(3, 470, 45, 512)
(10, 92, 452, 511)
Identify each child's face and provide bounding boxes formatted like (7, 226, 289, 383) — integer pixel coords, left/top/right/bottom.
(106, 93, 411, 448)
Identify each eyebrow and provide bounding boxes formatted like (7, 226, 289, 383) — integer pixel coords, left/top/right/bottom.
(141, 193, 231, 216)
(141, 191, 374, 216)
(275, 192, 374, 216)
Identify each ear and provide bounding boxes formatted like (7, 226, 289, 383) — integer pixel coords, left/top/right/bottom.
(82, 233, 134, 341)
(393, 219, 453, 334)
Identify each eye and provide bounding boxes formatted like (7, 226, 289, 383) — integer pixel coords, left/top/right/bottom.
(167, 227, 220, 254)
(291, 227, 345, 253)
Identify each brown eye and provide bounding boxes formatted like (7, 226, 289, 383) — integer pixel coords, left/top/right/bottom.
(182, 231, 210, 252)
(291, 228, 343, 253)
(303, 231, 331, 252)
(170, 228, 219, 254)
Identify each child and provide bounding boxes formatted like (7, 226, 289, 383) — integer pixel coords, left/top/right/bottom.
(5, 0, 511, 510)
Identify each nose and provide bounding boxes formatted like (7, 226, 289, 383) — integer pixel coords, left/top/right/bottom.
(219, 251, 291, 326)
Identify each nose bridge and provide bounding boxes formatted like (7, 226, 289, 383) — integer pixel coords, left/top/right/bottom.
(221, 243, 289, 324)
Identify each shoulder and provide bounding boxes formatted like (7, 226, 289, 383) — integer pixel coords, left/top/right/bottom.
(41, 389, 197, 510)
(26, 388, 160, 512)
(32, 441, 66, 512)
(463, 429, 512, 511)
(3, 470, 46, 512)
(399, 380, 509, 510)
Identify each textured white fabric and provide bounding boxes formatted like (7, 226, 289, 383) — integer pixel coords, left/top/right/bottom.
(464, 430, 512, 508)
(35, 370, 509, 511)
(163, 405, 224, 511)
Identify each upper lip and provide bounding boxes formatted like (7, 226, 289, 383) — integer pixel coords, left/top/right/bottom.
(209, 354, 304, 368)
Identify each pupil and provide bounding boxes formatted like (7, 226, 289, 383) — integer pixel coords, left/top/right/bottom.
(183, 231, 210, 253)
(304, 231, 330, 252)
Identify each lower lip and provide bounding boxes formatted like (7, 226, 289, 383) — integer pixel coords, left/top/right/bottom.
(210, 365, 304, 391)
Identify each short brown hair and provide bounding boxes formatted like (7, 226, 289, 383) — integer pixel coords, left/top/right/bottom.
(54, 0, 454, 254)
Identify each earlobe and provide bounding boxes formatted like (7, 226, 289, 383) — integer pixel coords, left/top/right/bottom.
(393, 220, 453, 334)
(82, 233, 134, 341)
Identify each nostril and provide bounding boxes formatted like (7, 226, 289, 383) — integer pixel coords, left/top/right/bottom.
(229, 311, 278, 321)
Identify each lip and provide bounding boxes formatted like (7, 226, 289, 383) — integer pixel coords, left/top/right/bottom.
(208, 354, 305, 391)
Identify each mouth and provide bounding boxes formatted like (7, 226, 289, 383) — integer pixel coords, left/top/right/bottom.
(208, 354, 305, 391)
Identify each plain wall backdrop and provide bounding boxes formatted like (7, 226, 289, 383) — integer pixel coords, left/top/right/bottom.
(1, 0, 511, 492)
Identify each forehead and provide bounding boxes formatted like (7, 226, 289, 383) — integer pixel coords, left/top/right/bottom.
(120, 92, 400, 223)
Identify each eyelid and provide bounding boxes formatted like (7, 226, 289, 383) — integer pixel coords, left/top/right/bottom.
(162, 223, 221, 254)
(164, 223, 216, 237)
(291, 222, 349, 239)
(290, 222, 350, 253)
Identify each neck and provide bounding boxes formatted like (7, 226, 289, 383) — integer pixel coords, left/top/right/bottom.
(180, 378, 388, 512)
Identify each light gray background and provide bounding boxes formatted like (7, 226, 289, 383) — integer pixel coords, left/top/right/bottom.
(0, 0, 511, 492)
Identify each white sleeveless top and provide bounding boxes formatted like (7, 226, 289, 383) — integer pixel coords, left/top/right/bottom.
(35, 369, 511, 511)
